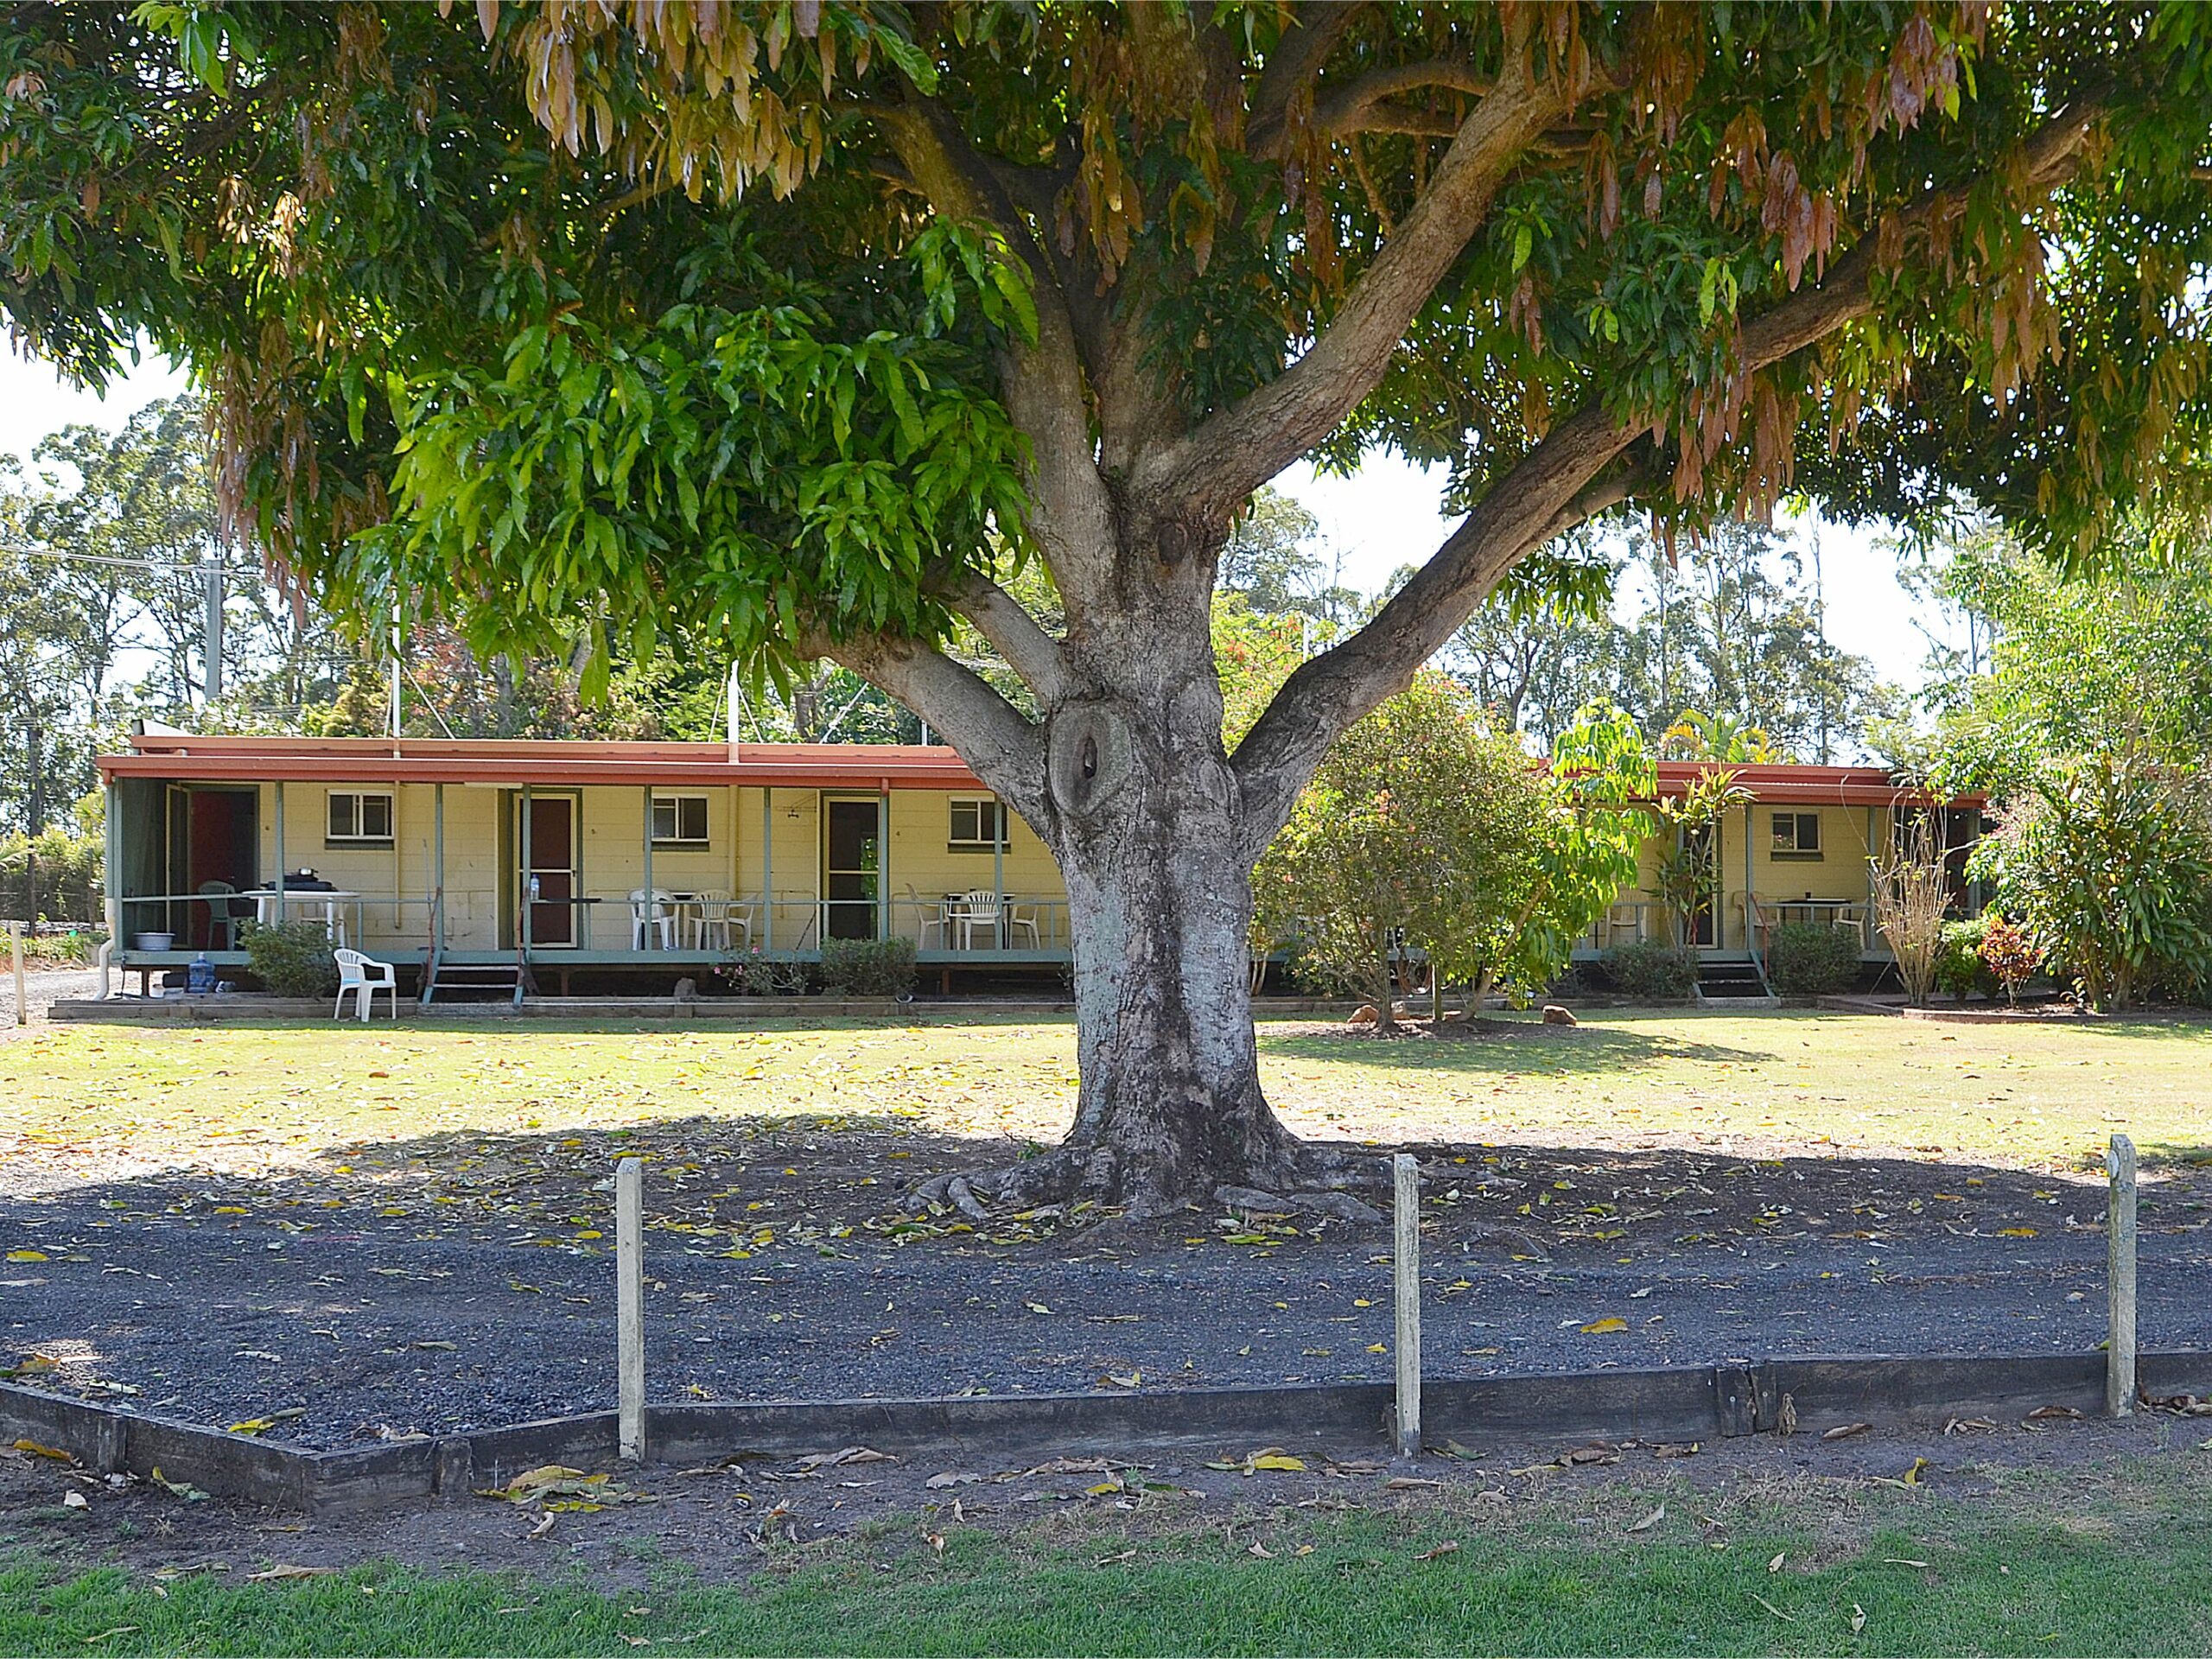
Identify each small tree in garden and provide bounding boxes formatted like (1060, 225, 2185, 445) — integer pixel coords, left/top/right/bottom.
(1870, 816, 1948, 1006)
(1977, 912, 2040, 1007)
(1257, 676, 1543, 1031)
(1446, 702, 1656, 1001)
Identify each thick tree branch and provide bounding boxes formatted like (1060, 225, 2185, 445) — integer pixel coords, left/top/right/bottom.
(1229, 402, 1631, 853)
(1230, 91, 2111, 855)
(807, 625, 1052, 829)
(1247, 3, 1368, 159)
(947, 570, 1072, 708)
(1311, 60, 1493, 139)
(1139, 36, 1576, 523)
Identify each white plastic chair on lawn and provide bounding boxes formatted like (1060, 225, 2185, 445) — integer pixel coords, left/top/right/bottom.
(628, 888, 676, 950)
(333, 947, 398, 1022)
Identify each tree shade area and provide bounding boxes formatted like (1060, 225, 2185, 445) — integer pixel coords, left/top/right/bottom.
(2, 4, 2209, 1208)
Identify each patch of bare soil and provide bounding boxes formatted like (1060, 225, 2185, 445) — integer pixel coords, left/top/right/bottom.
(1, 1405, 2197, 1591)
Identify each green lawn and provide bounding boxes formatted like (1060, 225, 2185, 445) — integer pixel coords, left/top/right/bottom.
(4, 1009, 2208, 1187)
(6, 1457, 2210, 1656)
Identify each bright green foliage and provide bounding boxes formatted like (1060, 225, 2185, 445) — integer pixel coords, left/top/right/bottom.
(1967, 752, 2212, 1010)
(1934, 532, 2212, 1008)
(1256, 683, 1652, 1013)
(1651, 767, 1752, 949)
(1934, 916, 1997, 1001)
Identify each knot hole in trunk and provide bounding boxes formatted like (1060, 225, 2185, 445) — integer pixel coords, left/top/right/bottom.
(1047, 702, 1135, 821)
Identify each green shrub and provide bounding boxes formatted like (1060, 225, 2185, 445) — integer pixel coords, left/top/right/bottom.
(1935, 917, 1997, 1001)
(1602, 940, 1697, 999)
(1766, 921, 1861, 996)
(242, 921, 340, 998)
(816, 936, 918, 999)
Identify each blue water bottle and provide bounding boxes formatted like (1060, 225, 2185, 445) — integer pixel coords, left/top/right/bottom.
(188, 952, 217, 994)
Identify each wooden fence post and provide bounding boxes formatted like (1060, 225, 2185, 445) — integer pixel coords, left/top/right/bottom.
(10, 921, 23, 1028)
(1393, 1153, 1421, 1459)
(2107, 1133, 2137, 1418)
(616, 1156, 645, 1462)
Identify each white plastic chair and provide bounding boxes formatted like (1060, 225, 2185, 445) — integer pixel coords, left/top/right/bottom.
(333, 947, 397, 1022)
(1002, 898, 1041, 948)
(695, 895, 754, 951)
(955, 889, 1001, 950)
(902, 886, 945, 949)
(628, 888, 675, 950)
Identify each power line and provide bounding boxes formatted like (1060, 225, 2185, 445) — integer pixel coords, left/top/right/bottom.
(3, 543, 266, 582)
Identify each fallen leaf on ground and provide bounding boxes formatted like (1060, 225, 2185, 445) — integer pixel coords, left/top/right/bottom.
(245, 1565, 334, 1581)
(1750, 1593, 1796, 1623)
(1768, 1552, 1786, 1573)
(1852, 1604, 1868, 1634)
(12, 1440, 73, 1463)
(1384, 1476, 1442, 1491)
(79, 1628, 138, 1644)
(2024, 1405, 2083, 1421)
(61, 1490, 88, 1510)
(1414, 1540, 1460, 1560)
(925, 1471, 982, 1489)
(793, 1446, 893, 1473)
(149, 1468, 208, 1501)
(1821, 1422, 1872, 1441)
(1580, 1317, 1628, 1334)
(1626, 1504, 1664, 1533)
(526, 1512, 556, 1540)
(1944, 1416, 1999, 1435)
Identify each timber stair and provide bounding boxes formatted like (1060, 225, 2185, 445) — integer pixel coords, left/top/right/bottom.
(1694, 957, 1776, 1005)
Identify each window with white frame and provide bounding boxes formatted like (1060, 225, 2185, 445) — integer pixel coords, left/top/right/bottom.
(1770, 810, 1822, 858)
(651, 792, 710, 846)
(948, 796, 1009, 852)
(327, 790, 395, 844)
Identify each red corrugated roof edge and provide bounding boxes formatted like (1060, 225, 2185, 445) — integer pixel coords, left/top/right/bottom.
(97, 733, 1980, 806)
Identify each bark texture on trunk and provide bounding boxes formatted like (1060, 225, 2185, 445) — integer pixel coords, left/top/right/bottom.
(1039, 563, 1302, 1214)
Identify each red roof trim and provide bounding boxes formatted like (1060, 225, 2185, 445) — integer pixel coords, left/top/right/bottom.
(95, 735, 1979, 806)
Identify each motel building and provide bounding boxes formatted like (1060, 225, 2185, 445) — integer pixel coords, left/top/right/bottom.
(92, 731, 1981, 1002)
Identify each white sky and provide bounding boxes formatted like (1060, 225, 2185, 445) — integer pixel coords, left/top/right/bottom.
(3, 345, 1957, 691)
(1274, 452, 1955, 690)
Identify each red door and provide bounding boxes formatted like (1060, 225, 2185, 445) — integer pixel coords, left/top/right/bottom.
(522, 796, 576, 947)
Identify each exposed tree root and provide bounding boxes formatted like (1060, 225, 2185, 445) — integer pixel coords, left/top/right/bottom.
(912, 1136, 1393, 1226)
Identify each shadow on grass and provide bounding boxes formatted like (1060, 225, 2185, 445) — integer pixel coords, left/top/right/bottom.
(1256, 1017, 1775, 1074)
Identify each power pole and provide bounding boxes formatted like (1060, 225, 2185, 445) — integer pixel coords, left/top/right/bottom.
(1813, 524, 1829, 766)
(202, 556, 224, 703)
(389, 594, 404, 737)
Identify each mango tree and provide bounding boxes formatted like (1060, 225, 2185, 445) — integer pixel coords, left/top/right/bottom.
(3, 3, 2207, 1211)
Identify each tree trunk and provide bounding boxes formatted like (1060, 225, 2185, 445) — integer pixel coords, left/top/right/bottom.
(1012, 556, 1309, 1217)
